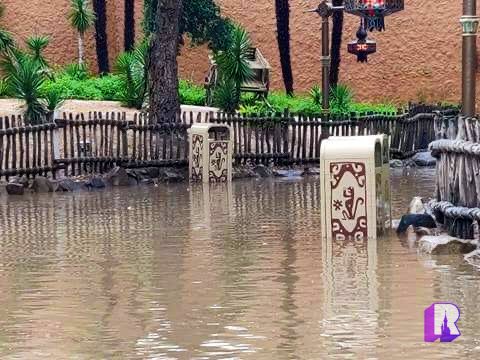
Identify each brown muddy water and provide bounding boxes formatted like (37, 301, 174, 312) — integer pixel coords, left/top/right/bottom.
(0, 168, 479, 359)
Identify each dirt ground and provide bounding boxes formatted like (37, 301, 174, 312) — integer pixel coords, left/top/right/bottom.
(0, 99, 218, 121)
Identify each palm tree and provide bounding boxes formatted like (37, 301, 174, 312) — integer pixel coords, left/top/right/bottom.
(214, 25, 254, 110)
(148, 0, 182, 123)
(92, 0, 109, 73)
(68, 0, 96, 66)
(329, 0, 344, 87)
(275, 0, 294, 95)
(124, 0, 135, 51)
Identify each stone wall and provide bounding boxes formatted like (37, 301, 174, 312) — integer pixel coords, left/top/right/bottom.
(0, 0, 469, 105)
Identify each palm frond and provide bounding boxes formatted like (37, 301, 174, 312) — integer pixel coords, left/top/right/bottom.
(68, 0, 96, 34)
(0, 28, 14, 53)
(26, 35, 50, 68)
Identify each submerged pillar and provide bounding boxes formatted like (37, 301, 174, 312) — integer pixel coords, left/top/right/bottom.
(461, 0, 479, 117)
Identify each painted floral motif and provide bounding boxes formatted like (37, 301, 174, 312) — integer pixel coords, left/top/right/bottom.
(209, 141, 228, 182)
(191, 134, 203, 182)
(330, 162, 368, 240)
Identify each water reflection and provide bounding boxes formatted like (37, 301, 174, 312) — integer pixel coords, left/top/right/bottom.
(0, 172, 479, 359)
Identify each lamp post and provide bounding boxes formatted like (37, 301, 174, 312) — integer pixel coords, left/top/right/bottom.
(461, 0, 479, 117)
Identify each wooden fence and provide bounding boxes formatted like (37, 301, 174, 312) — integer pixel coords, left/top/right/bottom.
(0, 106, 458, 180)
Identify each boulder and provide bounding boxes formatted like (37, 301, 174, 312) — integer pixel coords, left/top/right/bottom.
(253, 164, 273, 178)
(233, 166, 257, 179)
(412, 151, 436, 167)
(158, 168, 185, 182)
(31, 176, 56, 193)
(85, 176, 106, 189)
(6, 182, 25, 195)
(55, 178, 78, 192)
(302, 167, 321, 176)
(9, 175, 29, 188)
(104, 166, 130, 186)
(418, 234, 477, 255)
(389, 159, 404, 168)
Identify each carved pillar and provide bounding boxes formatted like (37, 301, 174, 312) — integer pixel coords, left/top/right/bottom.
(461, 0, 479, 117)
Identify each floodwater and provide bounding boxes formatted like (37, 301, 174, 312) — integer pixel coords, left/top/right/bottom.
(0, 168, 479, 359)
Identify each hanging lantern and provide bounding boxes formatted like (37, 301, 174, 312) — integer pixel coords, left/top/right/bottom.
(348, 20, 377, 62)
(344, 0, 404, 31)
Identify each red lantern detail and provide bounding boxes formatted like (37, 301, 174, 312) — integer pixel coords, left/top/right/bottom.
(344, 0, 404, 31)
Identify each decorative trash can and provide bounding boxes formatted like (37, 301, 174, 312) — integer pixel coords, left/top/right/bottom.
(320, 135, 391, 240)
(189, 123, 233, 183)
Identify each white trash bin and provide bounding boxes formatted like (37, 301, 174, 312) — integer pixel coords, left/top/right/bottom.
(189, 123, 233, 183)
(320, 135, 391, 240)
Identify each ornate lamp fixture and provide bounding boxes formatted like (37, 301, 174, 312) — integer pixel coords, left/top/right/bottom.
(348, 20, 377, 62)
(344, 0, 404, 31)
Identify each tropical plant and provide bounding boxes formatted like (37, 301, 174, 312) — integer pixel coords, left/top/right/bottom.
(330, 84, 353, 114)
(124, 0, 135, 51)
(26, 35, 50, 69)
(115, 42, 148, 109)
(330, 0, 344, 87)
(275, 0, 294, 95)
(214, 25, 254, 111)
(3, 52, 48, 124)
(310, 85, 322, 106)
(43, 87, 64, 112)
(92, 0, 109, 73)
(62, 62, 90, 80)
(213, 78, 237, 114)
(68, 0, 96, 65)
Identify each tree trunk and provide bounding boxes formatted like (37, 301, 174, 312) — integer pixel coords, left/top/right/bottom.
(93, 0, 110, 73)
(124, 0, 135, 51)
(329, 0, 344, 87)
(148, 0, 182, 123)
(275, 0, 294, 96)
(78, 33, 85, 65)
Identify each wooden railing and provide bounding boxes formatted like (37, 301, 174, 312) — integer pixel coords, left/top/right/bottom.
(0, 106, 459, 180)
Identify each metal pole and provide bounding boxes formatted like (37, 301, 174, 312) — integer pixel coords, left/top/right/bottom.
(461, 0, 479, 117)
(321, 15, 330, 112)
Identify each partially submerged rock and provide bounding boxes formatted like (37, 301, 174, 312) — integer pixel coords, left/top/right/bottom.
(302, 167, 321, 176)
(233, 166, 257, 179)
(412, 151, 436, 167)
(273, 169, 303, 178)
(6, 182, 25, 195)
(55, 178, 79, 192)
(389, 159, 404, 168)
(158, 168, 185, 182)
(418, 234, 477, 255)
(464, 249, 480, 268)
(85, 176, 106, 189)
(31, 176, 56, 193)
(104, 166, 130, 186)
(253, 164, 273, 178)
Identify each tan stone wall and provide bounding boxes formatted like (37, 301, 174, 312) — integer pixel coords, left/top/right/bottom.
(0, 0, 471, 105)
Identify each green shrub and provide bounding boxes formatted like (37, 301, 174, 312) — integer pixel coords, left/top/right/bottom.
(179, 80, 205, 106)
(62, 63, 90, 80)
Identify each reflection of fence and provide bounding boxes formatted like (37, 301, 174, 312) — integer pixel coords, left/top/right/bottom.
(0, 106, 458, 179)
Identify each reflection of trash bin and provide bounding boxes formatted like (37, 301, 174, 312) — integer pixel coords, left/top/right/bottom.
(189, 123, 233, 183)
(320, 135, 391, 240)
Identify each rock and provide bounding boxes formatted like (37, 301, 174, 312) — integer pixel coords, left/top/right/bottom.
(31, 176, 56, 193)
(397, 214, 436, 234)
(104, 166, 130, 186)
(233, 166, 257, 179)
(273, 169, 304, 178)
(9, 175, 29, 188)
(55, 178, 78, 192)
(158, 168, 185, 182)
(302, 167, 321, 176)
(6, 182, 25, 195)
(412, 151, 436, 167)
(418, 234, 477, 255)
(253, 164, 273, 178)
(85, 176, 106, 189)
(143, 167, 160, 179)
(389, 159, 404, 168)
